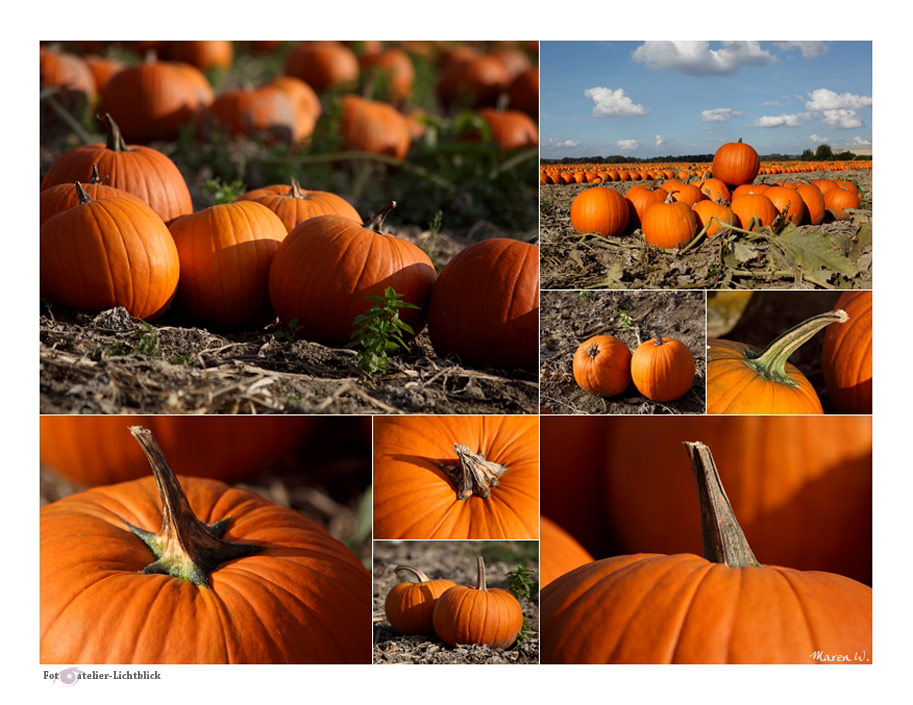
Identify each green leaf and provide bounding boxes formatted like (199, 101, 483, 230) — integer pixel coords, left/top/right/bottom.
(775, 225, 859, 278)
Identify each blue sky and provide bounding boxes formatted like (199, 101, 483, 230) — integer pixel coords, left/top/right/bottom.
(540, 41, 872, 160)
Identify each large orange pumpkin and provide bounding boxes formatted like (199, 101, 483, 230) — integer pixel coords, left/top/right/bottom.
(707, 309, 849, 414)
(41, 113, 193, 225)
(711, 137, 760, 187)
(822, 291, 872, 413)
(373, 416, 539, 540)
(41, 426, 371, 664)
(427, 238, 539, 372)
(630, 334, 695, 402)
(39, 166, 144, 226)
(730, 193, 779, 230)
(603, 415, 872, 584)
(169, 201, 288, 330)
(268, 203, 436, 348)
(40, 185, 179, 321)
(431, 556, 523, 648)
(243, 180, 360, 233)
(205, 87, 302, 143)
(542, 441, 871, 663)
(339, 95, 411, 160)
(40, 416, 315, 485)
(641, 192, 698, 248)
(40, 49, 96, 103)
(540, 516, 593, 588)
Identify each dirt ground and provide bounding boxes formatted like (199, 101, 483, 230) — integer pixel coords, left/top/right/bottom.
(540, 169, 872, 290)
(373, 541, 539, 664)
(40, 228, 539, 414)
(708, 290, 847, 413)
(540, 290, 705, 414)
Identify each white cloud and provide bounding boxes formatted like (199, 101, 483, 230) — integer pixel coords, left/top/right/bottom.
(583, 87, 648, 117)
(805, 88, 872, 111)
(616, 139, 639, 152)
(809, 134, 829, 143)
(820, 109, 865, 128)
(631, 41, 775, 76)
(850, 136, 872, 145)
(699, 108, 745, 123)
(754, 113, 809, 127)
(655, 134, 666, 149)
(776, 41, 829, 58)
(761, 100, 782, 107)
(544, 138, 581, 148)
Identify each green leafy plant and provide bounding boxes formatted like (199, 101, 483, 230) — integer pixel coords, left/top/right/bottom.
(506, 564, 537, 601)
(346, 287, 419, 376)
(135, 322, 161, 357)
(616, 309, 635, 328)
(202, 177, 246, 205)
(272, 317, 302, 342)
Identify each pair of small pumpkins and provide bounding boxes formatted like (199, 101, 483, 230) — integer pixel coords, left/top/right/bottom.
(384, 557, 523, 648)
(573, 332, 695, 402)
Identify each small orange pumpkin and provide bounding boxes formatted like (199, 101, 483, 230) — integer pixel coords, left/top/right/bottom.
(630, 334, 695, 402)
(432, 556, 524, 648)
(384, 565, 456, 635)
(573, 335, 632, 397)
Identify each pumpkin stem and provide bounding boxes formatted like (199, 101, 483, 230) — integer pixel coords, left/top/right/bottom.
(747, 309, 849, 385)
(586, 342, 600, 359)
(473, 556, 488, 592)
(651, 331, 666, 346)
(366, 201, 397, 232)
(684, 441, 760, 568)
(103, 113, 129, 152)
(123, 426, 265, 588)
(90, 163, 105, 184)
(74, 182, 92, 205)
(439, 443, 508, 501)
(289, 178, 309, 200)
(394, 565, 432, 582)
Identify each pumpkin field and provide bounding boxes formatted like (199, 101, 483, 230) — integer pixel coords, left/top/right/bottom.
(540, 161, 872, 290)
(539, 290, 705, 414)
(373, 540, 539, 664)
(39, 40, 539, 414)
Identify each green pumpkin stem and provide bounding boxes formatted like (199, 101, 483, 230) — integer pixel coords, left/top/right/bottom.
(366, 201, 397, 232)
(746, 309, 849, 385)
(439, 444, 508, 501)
(684, 441, 760, 569)
(74, 181, 92, 205)
(474, 556, 488, 592)
(394, 565, 432, 583)
(123, 426, 265, 588)
(103, 113, 129, 152)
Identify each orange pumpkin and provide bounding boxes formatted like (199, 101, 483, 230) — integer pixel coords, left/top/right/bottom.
(730, 193, 779, 230)
(360, 48, 415, 103)
(542, 441, 871, 663)
(40, 185, 179, 321)
(764, 186, 808, 225)
(284, 41, 359, 93)
(432, 556, 523, 648)
(573, 335, 632, 397)
(243, 180, 360, 233)
(624, 182, 668, 231)
(40, 166, 144, 226)
(339, 95, 411, 160)
(540, 517, 593, 588)
(40, 49, 96, 103)
(711, 137, 760, 187)
(372, 416, 539, 540)
(630, 335, 695, 402)
(40, 114, 193, 225)
(692, 199, 737, 237)
(41, 426, 371, 664)
(384, 565, 455, 635)
(169, 201, 288, 330)
(707, 309, 849, 414)
(641, 192, 698, 248)
(570, 186, 629, 237)
(475, 108, 538, 151)
(796, 182, 826, 225)
(268, 202, 436, 348)
(822, 291, 872, 413)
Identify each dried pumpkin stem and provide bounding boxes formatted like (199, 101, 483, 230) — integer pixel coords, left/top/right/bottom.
(651, 331, 665, 346)
(747, 309, 849, 385)
(103, 113, 129, 152)
(74, 182, 92, 205)
(124, 426, 265, 588)
(684, 441, 760, 569)
(289, 178, 310, 199)
(439, 444, 508, 500)
(366, 201, 397, 232)
(474, 556, 488, 592)
(394, 565, 431, 583)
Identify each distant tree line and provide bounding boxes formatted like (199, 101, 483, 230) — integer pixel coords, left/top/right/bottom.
(542, 145, 870, 165)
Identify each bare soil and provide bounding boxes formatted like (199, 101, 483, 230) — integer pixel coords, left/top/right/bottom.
(540, 169, 872, 290)
(540, 290, 706, 414)
(373, 541, 539, 664)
